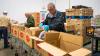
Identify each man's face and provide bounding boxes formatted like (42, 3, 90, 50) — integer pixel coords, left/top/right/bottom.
(47, 5, 56, 15)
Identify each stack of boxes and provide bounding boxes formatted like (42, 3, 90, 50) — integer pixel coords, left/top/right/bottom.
(32, 12, 40, 27)
(65, 5, 93, 44)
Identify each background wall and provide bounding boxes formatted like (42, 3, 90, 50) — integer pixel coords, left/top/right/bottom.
(0, 0, 100, 23)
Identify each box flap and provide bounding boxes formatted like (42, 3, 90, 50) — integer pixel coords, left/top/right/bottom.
(69, 48, 91, 56)
(37, 42, 67, 56)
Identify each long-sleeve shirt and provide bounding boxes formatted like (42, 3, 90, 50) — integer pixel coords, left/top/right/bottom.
(42, 11, 65, 32)
(0, 15, 10, 28)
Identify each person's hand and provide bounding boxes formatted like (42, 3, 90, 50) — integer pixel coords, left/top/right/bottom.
(42, 25, 49, 31)
(39, 23, 43, 28)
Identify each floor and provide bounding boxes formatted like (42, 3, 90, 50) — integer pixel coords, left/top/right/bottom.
(0, 39, 14, 56)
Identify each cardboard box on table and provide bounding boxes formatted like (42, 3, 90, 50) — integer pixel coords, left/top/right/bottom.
(25, 27, 32, 35)
(24, 33, 34, 48)
(44, 31, 60, 47)
(32, 31, 60, 53)
(31, 36, 43, 53)
(18, 31, 25, 41)
(29, 27, 43, 37)
(32, 12, 40, 27)
(36, 32, 91, 56)
(24, 27, 43, 48)
(25, 27, 43, 36)
(12, 24, 19, 38)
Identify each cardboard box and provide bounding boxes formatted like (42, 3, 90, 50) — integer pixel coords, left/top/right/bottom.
(24, 33, 34, 48)
(66, 19, 91, 45)
(31, 36, 43, 53)
(18, 31, 25, 41)
(32, 12, 40, 27)
(37, 42, 67, 56)
(13, 27, 19, 37)
(31, 31, 60, 53)
(59, 32, 83, 52)
(66, 8, 93, 16)
(34, 32, 91, 56)
(68, 48, 91, 56)
(25, 27, 32, 35)
(44, 31, 60, 47)
(29, 27, 43, 37)
(37, 42, 91, 56)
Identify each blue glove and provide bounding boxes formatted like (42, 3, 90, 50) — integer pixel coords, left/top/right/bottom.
(39, 23, 43, 28)
(42, 25, 49, 31)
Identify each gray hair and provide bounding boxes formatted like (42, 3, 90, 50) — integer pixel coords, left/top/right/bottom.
(48, 2, 55, 8)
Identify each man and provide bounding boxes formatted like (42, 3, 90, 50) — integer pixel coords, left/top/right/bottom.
(39, 3, 65, 39)
(39, 3, 65, 32)
(25, 13, 35, 28)
(0, 11, 10, 48)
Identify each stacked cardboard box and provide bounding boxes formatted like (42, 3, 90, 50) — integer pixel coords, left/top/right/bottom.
(32, 12, 40, 27)
(66, 5, 93, 16)
(66, 5, 93, 45)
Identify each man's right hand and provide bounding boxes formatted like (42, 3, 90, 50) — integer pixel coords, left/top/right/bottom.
(39, 23, 43, 28)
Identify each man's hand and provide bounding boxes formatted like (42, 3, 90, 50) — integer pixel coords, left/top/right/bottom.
(39, 23, 43, 28)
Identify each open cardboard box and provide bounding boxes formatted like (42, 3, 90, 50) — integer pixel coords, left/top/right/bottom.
(24, 27, 43, 48)
(36, 32, 91, 56)
(37, 42, 67, 56)
(37, 42, 91, 56)
(29, 31, 60, 53)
